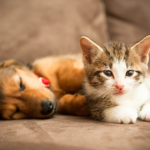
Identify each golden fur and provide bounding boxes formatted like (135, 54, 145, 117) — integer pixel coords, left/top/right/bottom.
(33, 55, 89, 116)
(0, 60, 57, 119)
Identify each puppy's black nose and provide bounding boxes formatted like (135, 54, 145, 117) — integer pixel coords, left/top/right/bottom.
(41, 99, 54, 115)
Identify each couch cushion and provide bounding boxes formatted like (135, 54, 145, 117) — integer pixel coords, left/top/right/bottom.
(104, 0, 150, 44)
(0, 0, 109, 63)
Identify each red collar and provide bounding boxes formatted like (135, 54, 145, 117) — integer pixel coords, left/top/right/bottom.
(34, 72, 50, 88)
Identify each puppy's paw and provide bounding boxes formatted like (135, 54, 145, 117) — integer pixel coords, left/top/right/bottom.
(11, 112, 27, 120)
(72, 94, 89, 116)
(58, 94, 89, 116)
(139, 104, 150, 121)
(103, 106, 138, 124)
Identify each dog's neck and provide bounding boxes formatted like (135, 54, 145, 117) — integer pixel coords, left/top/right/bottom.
(34, 72, 50, 88)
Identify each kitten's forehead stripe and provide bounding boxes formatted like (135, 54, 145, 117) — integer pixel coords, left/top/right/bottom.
(124, 46, 129, 61)
(104, 46, 111, 57)
(109, 63, 112, 69)
(104, 42, 130, 63)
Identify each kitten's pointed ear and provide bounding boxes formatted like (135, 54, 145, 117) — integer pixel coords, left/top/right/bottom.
(80, 36, 103, 64)
(131, 35, 150, 65)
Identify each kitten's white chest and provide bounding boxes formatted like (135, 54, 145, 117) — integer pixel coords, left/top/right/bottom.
(113, 81, 150, 112)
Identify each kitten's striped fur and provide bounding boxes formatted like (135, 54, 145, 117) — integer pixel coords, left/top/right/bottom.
(80, 35, 150, 124)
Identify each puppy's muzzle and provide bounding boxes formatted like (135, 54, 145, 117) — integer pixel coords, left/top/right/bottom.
(41, 99, 54, 115)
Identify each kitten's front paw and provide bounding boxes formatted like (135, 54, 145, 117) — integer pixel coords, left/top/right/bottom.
(139, 104, 150, 121)
(103, 106, 138, 124)
(118, 111, 137, 124)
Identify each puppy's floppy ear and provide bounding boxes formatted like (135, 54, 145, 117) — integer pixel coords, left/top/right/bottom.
(0, 59, 25, 68)
(26, 63, 33, 70)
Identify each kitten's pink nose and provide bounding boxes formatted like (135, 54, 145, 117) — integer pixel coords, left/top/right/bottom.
(115, 84, 124, 90)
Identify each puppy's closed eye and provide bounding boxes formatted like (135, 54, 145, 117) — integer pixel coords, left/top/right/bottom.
(15, 106, 20, 113)
(20, 77, 25, 91)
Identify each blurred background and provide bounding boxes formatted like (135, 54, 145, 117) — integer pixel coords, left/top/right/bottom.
(0, 0, 150, 63)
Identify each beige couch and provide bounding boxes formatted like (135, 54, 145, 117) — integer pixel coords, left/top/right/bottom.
(0, 0, 150, 150)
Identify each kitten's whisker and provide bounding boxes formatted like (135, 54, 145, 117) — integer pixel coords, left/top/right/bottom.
(88, 89, 109, 99)
(95, 91, 109, 97)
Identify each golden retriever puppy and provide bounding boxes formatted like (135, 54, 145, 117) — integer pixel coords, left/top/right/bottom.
(0, 60, 57, 119)
(33, 55, 88, 116)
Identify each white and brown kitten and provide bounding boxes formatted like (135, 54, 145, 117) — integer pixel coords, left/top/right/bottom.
(80, 35, 150, 124)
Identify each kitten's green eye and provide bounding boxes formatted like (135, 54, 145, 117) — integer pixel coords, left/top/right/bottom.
(126, 70, 134, 77)
(103, 70, 113, 77)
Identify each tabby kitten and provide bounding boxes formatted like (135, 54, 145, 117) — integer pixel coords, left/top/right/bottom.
(80, 35, 150, 124)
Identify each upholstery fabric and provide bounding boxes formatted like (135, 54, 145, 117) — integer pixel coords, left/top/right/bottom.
(0, 0, 108, 63)
(104, 0, 150, 44)
(0, 115, 150, 150)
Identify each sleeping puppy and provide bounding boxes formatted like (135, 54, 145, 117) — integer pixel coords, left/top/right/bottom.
(0, 59, 57, 119)
(32, 55, 88, 116)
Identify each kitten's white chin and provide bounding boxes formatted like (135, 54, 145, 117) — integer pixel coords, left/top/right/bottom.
(113, 90, 127, 96)
(113, 91, 124, 95)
